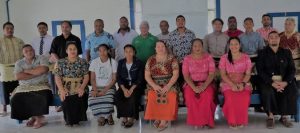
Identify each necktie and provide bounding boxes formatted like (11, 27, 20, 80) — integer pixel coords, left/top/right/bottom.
(39, 36, 44, 55)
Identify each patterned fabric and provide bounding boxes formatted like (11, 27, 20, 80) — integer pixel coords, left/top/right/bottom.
(145, 55, 182, 104)
(219, 53, 252, 92)
(0, 36, 24, 64)
(54, 57, 89, 95)
(167, 28, 196, 62)
(182, 53, 216, 81)
(279, 32, 300, 55)
(85, 31, 115, 61)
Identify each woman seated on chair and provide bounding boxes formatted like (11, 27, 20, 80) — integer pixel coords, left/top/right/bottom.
(219, 37, 252, 129)
(144, 40, 179, 131)
(54, 41, 90, 127)
(11, 44, 52, 129)
(182, 38, 217, 129)
(115, 44, 144, 128)
(88, 44, 117, 126)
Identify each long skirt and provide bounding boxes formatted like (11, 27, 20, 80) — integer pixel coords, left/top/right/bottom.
(0, 81, 18, 105)
(10, 89, 52, 120)
(144, 90, 178, 121)
(88, 88, 115, 118)
(62, 93, 88, 125)
(115, 86, 141, 120)
(259, 82, 298, 115)
(184, 84, 216, 127)
(222, 89, 251, 125)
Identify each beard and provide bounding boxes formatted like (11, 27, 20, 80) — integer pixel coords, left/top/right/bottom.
(270, 43, 278, 47)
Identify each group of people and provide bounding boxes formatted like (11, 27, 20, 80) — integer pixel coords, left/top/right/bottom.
(0, 14, 299, 131)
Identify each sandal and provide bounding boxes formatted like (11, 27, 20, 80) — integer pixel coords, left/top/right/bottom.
(124, 119, 134, 128)
(153, 120, 160, 128)
(280, 117, 293, 128)
(158, 122, 169, 132)
(266, 118, 275, 129)
(26, 118, 36, 127)
(121, 118, 127, 126)
(107, 115, 114, 125)
(98, 117, 106, 126)
(33, 122, 46, 129)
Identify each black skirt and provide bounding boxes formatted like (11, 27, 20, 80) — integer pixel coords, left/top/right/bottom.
(10, 89, 52, 120)
(62, 93, 88, 125)
(0, 81, 19, 105)
(115, 85, 141, 120)
(259, 81, 298, 115)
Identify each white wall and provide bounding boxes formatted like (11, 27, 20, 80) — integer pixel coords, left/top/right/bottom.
(140, 0, 208, 38)
(220, 0, 300, 32)
(0, 0, 7, 36)
(8, 0, 131, 43)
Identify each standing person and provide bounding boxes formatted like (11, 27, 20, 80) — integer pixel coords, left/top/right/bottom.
(113, 16, 138, 62)
(49, 20, 82, 62)
(115, 45, 144, 128)
(219, 37, 252, 129)
(88, 44, 117, 126)
(11, 44, 52, 129)
(0, 22, 24, 116)
(156, 20, 170, 43)
(239, 17, 265, 57)
(132, 21, 158, 64)
(167, 15, 196, 63)
(54, 41, 89, 126)
(224, 16, 244, 37)
(183, 38, 216, 129)
(85, 19, 115, 62)
(144, 41, 179, 131)
(257, 31, 298, 129)
(203, 18, 229, 60)
(31, 22, 54, 57)
(256, 14, 277, 44)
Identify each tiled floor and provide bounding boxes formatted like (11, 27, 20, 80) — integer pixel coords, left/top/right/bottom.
(0, 106, 299, 133)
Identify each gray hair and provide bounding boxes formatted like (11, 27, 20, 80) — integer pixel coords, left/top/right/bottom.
(140, 21, 149, 28)
(285, 17, 296, 24)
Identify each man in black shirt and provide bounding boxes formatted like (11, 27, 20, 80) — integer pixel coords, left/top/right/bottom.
(49, 20, 82, 62)
(256, 31, 298, 129)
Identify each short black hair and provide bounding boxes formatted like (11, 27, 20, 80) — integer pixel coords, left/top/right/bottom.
(66, 41, 78, 50)
(124, 44, 137, 54)
(268, 31, 279, 37)
(95, 19, 104, 24)
(212, 18, 224, 25)
(228, 16, 236, 21)
(22, 44, 33, 49)
(61, 20, 72, 28)
(244, 17, 254, 23)
(176, 15, 185, 21)
(3, 21, 14, 29)
(120, 16, 128, 21)
(262, 14, 271, 19)
(37, 22, 48, 28)
(191, 38, 203, 46)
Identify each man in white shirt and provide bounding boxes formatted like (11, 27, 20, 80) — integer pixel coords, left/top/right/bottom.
(113, 16, 138, 61)
(31, 22, 54, 57)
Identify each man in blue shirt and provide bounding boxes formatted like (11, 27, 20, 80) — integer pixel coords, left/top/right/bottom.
(85, 19, 115, 62)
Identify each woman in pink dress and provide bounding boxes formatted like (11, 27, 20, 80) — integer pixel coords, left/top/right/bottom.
(182, 38, 216, 129)
(219, 37, 252, 129)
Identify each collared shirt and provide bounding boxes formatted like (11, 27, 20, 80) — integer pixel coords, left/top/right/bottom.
(256, 27, 277, 40)
(256, 46, 295, 84)
(132, 33, 158, 64)
(113, 29, 138, 61)
(31, 34, 54, 56)
(50, 34, 82, 59)
(203, 32, 229, 58)
(14, 55, 49, 85)
(224, 29, 244, 37)
(0, 36, 24, 64)
(156, 33, 170, 43)
(167, 28, 196, 62)
(85, 31, 115, 61)
(239, 31, 265, 56)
